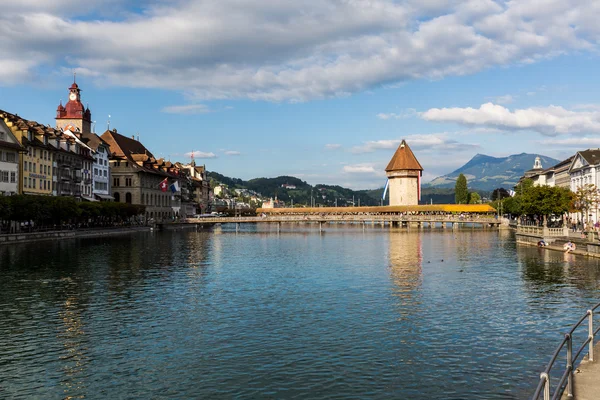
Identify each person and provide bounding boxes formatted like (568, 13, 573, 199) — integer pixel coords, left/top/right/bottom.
(564, 241, 576, 253)
(538, 240, 547, 247)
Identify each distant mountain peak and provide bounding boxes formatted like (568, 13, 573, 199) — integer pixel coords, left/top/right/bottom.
(425, 152, 560, 191)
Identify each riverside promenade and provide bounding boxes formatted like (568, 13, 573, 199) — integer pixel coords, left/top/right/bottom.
(0, 226, 151, 245)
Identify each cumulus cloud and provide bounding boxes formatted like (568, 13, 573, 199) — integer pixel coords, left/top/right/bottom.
(1, 0, 600, 101)
(351, 133, 480, 153)
(421, 103, 600, 135)
(185, 150, 216, 159)
(224, 150, 241, 156)
(325, 143, 341, 150)
(162, 104, 212, 114)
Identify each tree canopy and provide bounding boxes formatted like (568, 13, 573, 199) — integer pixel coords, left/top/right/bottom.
(521, 185, 573, 216)
(455, 174, 468, 204)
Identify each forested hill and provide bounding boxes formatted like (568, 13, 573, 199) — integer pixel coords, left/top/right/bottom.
(207, 172, 381, 206)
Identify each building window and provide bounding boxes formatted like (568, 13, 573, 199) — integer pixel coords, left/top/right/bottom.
(113, 177, 120, 187)
(32, 178, 36, 189)
(10, 172, 15, 183)
(1, 171, 8, 182)
(24, 162, 28, 172)
(28, 177, 31, 188)
(125, 192, 132, 204)
(114, 192, 120, 202)
(104, 170, 107, 177)
(6, 152, 15, 163)
(125, 177, 132, 186)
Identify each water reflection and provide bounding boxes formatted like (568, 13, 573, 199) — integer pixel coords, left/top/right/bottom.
(388, 231, 422, 318)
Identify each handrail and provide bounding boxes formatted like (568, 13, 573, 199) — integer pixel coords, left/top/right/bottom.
(532, 303, 600, 399)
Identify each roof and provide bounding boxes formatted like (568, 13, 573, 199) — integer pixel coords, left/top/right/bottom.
(81, 132, 109, 152)
(258, 204, 496, 214)
(385, 140, 423, 172)
(578, 149, 600, 165)
(100, 129, 155, 159)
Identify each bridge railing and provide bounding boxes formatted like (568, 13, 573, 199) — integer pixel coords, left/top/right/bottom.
(532, 302, 600, 400)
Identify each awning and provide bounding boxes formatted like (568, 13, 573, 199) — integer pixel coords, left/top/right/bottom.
(95, 194, 114, 200)
(82, 196, 99, 202)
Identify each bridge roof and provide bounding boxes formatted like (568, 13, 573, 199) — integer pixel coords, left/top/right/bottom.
(257, 204, 496, 214)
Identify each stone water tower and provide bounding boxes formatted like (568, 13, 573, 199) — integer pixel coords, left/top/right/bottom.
(385, 140, 423, 206)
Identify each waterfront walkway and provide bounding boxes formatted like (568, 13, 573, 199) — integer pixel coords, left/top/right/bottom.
(568, 343, 600, 400)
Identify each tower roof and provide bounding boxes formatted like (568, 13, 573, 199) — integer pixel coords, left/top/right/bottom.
(385, 140, 423, 172)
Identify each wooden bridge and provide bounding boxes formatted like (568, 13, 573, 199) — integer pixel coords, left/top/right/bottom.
(158, 214, 502, 232)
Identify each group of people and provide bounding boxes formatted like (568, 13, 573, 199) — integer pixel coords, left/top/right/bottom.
(537, 239, 577, 253)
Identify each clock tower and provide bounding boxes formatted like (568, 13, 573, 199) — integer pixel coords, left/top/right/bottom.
(56, 77, 92, 135)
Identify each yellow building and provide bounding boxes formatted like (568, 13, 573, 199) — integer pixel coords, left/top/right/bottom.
(1, 110, 57, 196)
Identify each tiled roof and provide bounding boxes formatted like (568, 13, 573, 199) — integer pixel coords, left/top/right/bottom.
(385, 140, 423, 172)
(100, 129, 155, 159)
(81, 132, 109, 152)
(578, 149, 600, 165)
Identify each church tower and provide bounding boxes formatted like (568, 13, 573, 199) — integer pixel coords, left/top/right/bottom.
(385, 140, 423, 206)
(55, 76, 92, 135)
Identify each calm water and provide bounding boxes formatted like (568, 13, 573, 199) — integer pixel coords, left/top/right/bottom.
(1, 225, 600, 399)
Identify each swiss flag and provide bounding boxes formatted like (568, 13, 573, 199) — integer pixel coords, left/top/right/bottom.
(159, 178, 168, 192)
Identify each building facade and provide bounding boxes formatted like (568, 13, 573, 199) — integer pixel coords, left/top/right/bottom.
(101, 129, 179, 221)
(0, 119, 23, 196)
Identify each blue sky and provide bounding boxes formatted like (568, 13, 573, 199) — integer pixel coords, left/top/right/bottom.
(1, 0, 600, 189)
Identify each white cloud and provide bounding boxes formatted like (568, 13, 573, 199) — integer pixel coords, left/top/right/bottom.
(539, 137, 600, 147)
(421, 103, 600, 135)
(325, 143, 342, 150)
(224, 150, 241, 156)
(343, 163, 379, 174)
(185, 150, 216, 159)
(376, 108, 417, 120)
(351, 133, 480, 153)
(1, 0, 600, 101)
(492, 94, 514, 105)
(162, 104, 212, 114)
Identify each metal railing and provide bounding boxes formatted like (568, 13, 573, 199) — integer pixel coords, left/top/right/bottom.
(532, 302, 600, 399)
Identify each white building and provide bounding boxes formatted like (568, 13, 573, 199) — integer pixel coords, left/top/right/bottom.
(569, 149, 600, 223)
(82, 132, 112, 201)
(0, 120, 23, 196)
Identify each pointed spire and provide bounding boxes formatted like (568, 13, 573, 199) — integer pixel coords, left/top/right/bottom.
(385, 140, 423, 172)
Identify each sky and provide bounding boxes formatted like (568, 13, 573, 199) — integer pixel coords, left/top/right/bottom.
(1, 0, 600, 189)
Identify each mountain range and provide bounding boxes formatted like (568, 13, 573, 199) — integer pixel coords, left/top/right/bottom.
(425, 153, 560, 191)
(209, 152, 560, 205)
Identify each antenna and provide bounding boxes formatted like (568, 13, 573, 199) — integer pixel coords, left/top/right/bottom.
(73, 71, 76, 83)
(107, 114, 111, 130)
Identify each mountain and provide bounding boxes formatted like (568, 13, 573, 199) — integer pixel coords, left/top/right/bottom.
(425, 153, 560, 191)
(207, 172, 380, 206)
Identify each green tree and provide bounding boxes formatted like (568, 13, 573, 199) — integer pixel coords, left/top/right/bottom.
(521, 185, 573, 217)
(572, 184, 600, 223)
(469, 192, 481, 204)
(454, 174, 468, 204)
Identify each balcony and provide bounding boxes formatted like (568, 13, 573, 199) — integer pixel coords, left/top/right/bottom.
(60, 172, 72, 181)
(73, 173, 82, 183)
(59, 187, 72, 196)
(84, 178, 92, 185)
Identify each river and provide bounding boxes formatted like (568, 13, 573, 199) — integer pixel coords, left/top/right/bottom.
(1, 225, 600, 399)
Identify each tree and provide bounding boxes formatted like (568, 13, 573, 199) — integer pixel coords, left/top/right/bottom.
(572, 184, 600, 223)
(521, 185, 573, 217)
(454, 174, 468, 204)
(491, 188, 510, 201)
(469, 192, 481, 204)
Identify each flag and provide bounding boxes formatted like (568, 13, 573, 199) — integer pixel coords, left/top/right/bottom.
(382, 179, 389, 200)
(159, 178, 168, 192)
(170, 181, 180, 193)
(509, 189, 516, 197)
